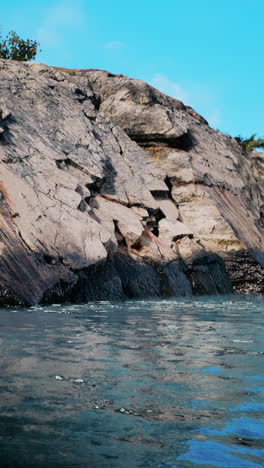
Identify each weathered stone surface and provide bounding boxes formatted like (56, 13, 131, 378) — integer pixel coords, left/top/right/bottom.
(89, 195, 143, 246)
(158, 219, 193, 243)
(131, 206, 149, 218)
(0, 59, 263, 304)
(86, 69, 264, 254)
(175, 237, 204, 260)
(171, 183, 244, 252)
(157, 199, 179, 221)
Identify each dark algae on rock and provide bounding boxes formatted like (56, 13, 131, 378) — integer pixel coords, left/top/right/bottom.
(0, 59, 263, 305)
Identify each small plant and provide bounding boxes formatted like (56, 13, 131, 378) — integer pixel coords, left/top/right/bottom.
(235, 134, 264, 153)
(0, 30, 40, 61)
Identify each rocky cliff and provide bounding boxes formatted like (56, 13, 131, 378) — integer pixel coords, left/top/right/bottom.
(0, 59, 263, 305)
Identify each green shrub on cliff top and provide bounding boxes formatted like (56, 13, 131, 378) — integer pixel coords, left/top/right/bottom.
(0, 30, 40, 61)
(235, 134, 264, 153)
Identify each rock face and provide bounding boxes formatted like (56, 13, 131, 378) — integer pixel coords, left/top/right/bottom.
(0, 59, 263, 305)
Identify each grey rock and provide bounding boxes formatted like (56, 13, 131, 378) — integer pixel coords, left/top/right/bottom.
(158, 219, 193, 243)
(131, 206, 149, 218)
(0, 59, 263, 304)
(161, 260, 192, 297)
(89, 195, 143, 246)
(157, 199, 179, 220)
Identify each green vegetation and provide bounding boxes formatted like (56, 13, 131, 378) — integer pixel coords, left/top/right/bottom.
(0, 30, 40, 61)
(235, 134, 264, 153)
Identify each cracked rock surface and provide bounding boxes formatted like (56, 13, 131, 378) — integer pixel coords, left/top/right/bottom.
(0, 59, 263, 305)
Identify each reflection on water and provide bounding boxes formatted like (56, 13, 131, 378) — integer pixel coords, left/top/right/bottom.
(0, 295, 263, 467)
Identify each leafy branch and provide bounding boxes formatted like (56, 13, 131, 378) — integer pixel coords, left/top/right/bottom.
(235, 134, 264, 153)
(0, 30, 40, 61)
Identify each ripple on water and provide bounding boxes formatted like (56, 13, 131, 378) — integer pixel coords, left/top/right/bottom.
(0, 294, 263, 467)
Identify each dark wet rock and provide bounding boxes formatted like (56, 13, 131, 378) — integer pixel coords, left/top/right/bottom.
(70, 248, 161, 301)
(224, 250, 264, 294)
(0, 59, 263, 304)
(70, 257, 125, 302)
(160, 259, 192, 297)
(190, 253, 232, 295)
(109, 249, 161, 299)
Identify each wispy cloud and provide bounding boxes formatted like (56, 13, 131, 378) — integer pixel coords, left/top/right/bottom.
(104, 41, 125, 51)
(149, 73, 222, 129)
(47, 1, 84, 26)
(37, 28, 60, 47)
(207, 109, 221, 128)
(150, 74, 189, 103)
(36, 0, 85, 48)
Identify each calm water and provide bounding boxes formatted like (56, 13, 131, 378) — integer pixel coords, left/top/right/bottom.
(0, 295, 263, 468)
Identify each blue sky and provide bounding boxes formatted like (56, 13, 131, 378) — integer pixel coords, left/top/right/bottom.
(2, 0, 263, 137)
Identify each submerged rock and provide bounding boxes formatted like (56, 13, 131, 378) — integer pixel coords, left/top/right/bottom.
(0, 59, 263, 304)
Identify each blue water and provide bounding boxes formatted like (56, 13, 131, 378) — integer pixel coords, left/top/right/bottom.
(0, 295, 263, 467)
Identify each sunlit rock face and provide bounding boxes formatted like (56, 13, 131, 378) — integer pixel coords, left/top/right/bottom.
(0, 59, 263, 305)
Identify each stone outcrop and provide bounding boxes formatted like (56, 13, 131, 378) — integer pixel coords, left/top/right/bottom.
(0, 59, 263, 305)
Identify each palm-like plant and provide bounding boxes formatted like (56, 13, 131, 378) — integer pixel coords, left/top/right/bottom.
(235, 134, 264, 153)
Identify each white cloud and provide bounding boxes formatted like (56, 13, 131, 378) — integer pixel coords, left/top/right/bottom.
(36, 0, 85, 47)
(37, 28, 61, 47)
(104, 41, 125, 51)
(149, 73, 222, 129)
(150, 74, 189, 103)
(47, 1, 84, 27)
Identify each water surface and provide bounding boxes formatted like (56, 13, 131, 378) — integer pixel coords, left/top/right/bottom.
(0, 295, 263, 467)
